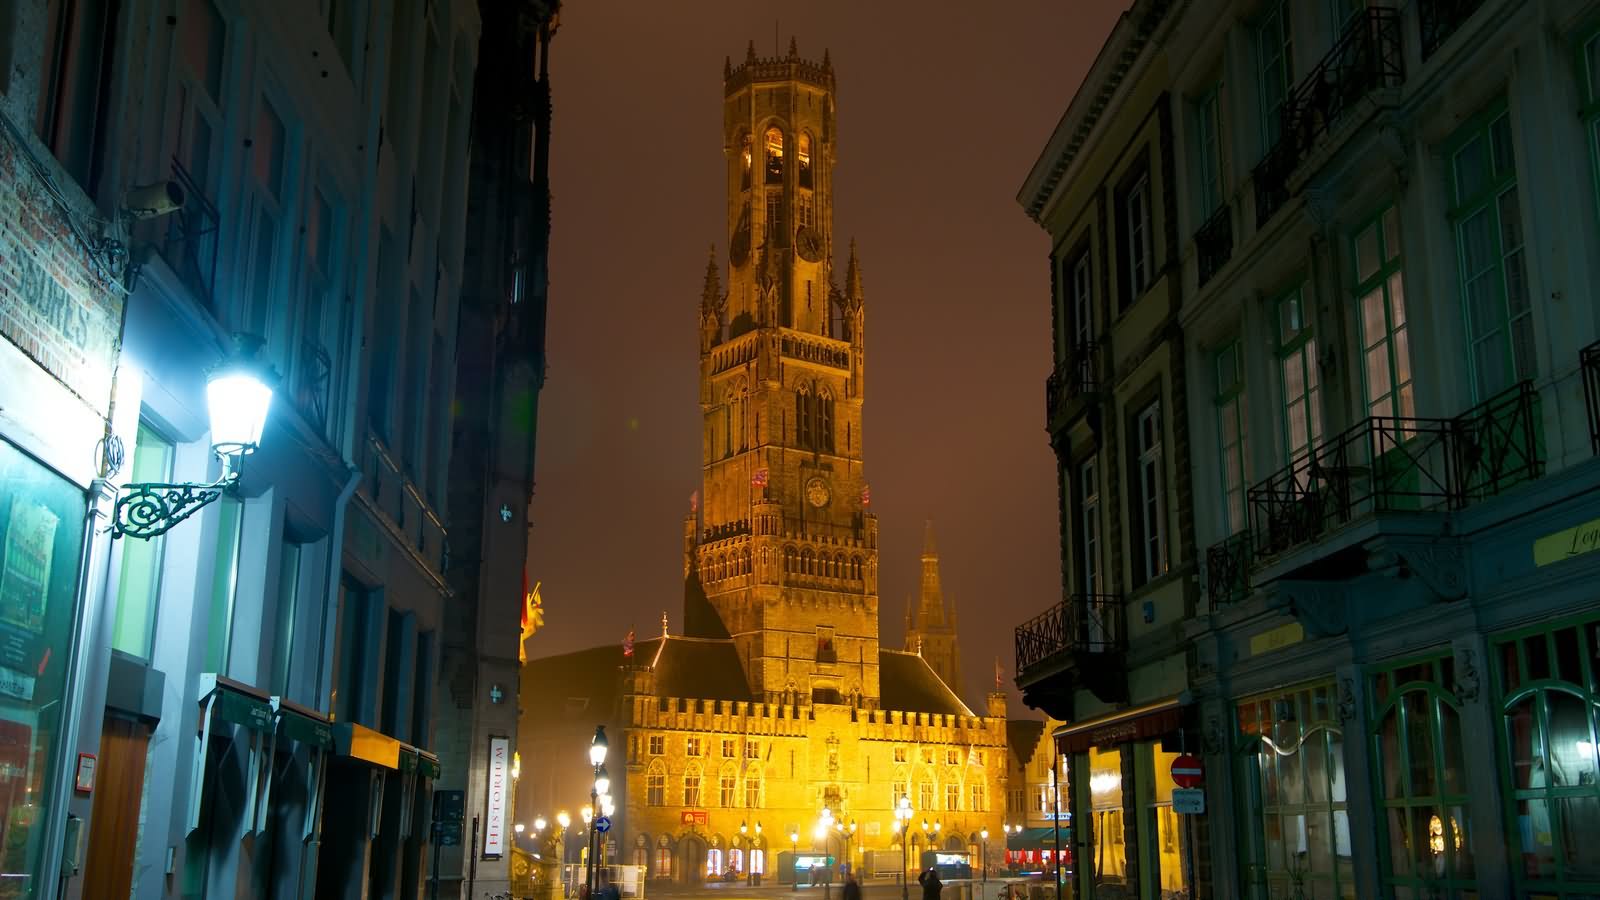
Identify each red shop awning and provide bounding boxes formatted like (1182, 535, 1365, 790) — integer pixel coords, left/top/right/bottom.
(1053, 696, 1185, 754)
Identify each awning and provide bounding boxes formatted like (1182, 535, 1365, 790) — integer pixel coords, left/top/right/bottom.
(197, 675, 274, 733)
(1005, 826, 1071, 851)
(1053, 696, 1184, 754)
(333, 722, 401, 769)
(275, 699, 333, 749)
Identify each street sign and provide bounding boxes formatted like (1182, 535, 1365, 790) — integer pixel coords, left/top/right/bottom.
(1172, 788, 1205, 815)
(438, 822, 464, 846)
(594, 815, 612, 833)
(1171, 754, 1204, 788)
(435, 789, 466, 824)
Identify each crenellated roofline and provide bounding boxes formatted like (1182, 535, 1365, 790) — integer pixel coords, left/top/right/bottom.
(724, 39, 834, 95)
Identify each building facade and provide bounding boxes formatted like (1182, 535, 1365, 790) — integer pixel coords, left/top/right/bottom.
(1016, 0, 1600, 898)
(0, 2, 510, 898)
(519, 42, 1009, 887)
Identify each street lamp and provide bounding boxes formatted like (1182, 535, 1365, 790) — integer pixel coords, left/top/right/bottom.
(113, 334, 278, 539)
(790, 829, 799, 892)
(557, 811, 572, 867)
(895, 797, 914, 900)
(585, 726, 608, 900)
(980, 827, 989, 884)
(536, 816, 548, 833)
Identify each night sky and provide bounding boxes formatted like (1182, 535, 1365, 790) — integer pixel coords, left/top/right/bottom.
(528, 1, 1128, 711)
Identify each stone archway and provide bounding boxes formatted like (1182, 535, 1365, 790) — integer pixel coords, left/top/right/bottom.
(678, 833, 708, 886)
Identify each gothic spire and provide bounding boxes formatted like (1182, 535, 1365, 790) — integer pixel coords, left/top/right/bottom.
(922, 518, 938, 558)
(788, 36, 799, 59)
(746, 40, 757, 63)
(724, 56, 733, 78)
(701, 244, 721, 312)
(845, 239, 864, 303)
(822, 48, 832, 71)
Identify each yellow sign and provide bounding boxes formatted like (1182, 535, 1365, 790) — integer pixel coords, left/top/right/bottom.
(347, 722, 401, 769)
(1250, 622, 1305, 657)
(1534, 516, 1600, 568)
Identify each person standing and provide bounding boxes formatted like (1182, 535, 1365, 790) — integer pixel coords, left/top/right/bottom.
(918, 867, 943, 900)
(841, 871, 862, 900)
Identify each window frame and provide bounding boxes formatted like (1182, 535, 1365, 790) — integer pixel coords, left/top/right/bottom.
(1214, 340, 1248, 537)
(1132, 399, 1168, 586)
(1193, 80, 1226, 217)
(111, 421, 175, 659)
(1274, 286, 1322, 467)
(1120, 169, 1154, 305)
(1255, 0, 1295, 149)
(1350, 204, 1413, 422)
(1077, 456, 1103, 595)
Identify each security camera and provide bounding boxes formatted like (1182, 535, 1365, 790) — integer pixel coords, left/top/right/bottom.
(122, 181, 186, 220)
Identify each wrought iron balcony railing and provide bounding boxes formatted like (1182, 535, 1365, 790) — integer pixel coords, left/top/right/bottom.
(1252, 7, 1405, 229)
(1195, 204, 1234, 288)
(161, 157, 220, 310)
(1582, 339, 1600, 455)
(1206, 530, 1253, 609)
(1248, 381, 1542, 561)
(1420, 0, 1485, 61)
(1015, 593, 1124, 678)
(296, 339, 332, 434)
(1045, 342, 1100, 423)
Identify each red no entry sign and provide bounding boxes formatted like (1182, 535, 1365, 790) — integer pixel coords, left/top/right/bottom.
(1171, 754, 1204, 789)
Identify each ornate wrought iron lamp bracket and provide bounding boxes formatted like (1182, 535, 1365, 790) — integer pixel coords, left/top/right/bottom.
(111, 451, 247, 540)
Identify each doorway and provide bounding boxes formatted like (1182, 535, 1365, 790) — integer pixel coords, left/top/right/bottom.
(82, 715, 153, 897)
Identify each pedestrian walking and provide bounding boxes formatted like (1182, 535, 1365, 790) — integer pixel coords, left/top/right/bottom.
(841, 871, 862, 900)
(918, 867, 943, 900)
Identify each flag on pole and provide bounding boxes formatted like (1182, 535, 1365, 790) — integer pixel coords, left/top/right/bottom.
(690, 490, 699, 512)
(752, 468, 769, 489)
(861, 483, 871, 507)
(623, 628, 635, 658)
(519, 578, 544, 664)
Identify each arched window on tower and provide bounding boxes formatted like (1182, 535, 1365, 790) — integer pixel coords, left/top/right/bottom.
(798, 133, 813, 189)
(796, 384, 812, 448)
(723, 388, 735, 459)
(764, 127, 784, 184)
(801, 548, 816, 576)
(684, 762, 704, 806)
(740, 132, 753, 191)
(818, 389, 834, 451)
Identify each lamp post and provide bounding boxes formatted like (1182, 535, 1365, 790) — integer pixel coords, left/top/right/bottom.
(585, 726, 609, 900)
(756, 821, 764, 886)
(895, 796, 913, 900)
(789, 830, 799, 891)
(113, 334, 278, 539)
(741, 821, 751, 886)
(557, 811, 572, 869)
(980, 828, 989, 885)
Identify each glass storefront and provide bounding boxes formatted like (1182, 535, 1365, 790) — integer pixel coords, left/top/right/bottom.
(1369, 653, 1477, 898)
(1236, 681, 1355, 898)
(0, 438, 86, 898)
(1088, 746, 1127, 892)
(1494, 614, 1600, 898)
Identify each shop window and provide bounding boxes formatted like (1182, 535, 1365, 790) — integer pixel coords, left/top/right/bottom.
(1089, 747, 1126, 888)
(1370, 653, 1475, 895)
(707, 848, 723, 877)
(751, 848, 765, 874)
(729, 848, 743, 874)
(1150, 746, 1194, 898)
(111, 423, 174, 657)
(0, 437, 89, 895)
(1494, 615, 1600, 893)
(1235, 681, 1354, 896)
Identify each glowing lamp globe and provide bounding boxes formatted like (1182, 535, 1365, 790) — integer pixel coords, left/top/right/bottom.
(589, 726, 609, 766)
(557, 811, 571, 829)
(206, 336, 275, 456)
(593, 765, 611, 796)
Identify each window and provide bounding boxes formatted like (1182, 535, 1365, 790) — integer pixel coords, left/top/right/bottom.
(706, 848, 722, 877)
(745, 739, 759, 759)
(922, 748, 935, 765)
(1494, 614, 1600, 895)
(1256, 0, 1294, 147)
(1449, 107, 1533, 400)
(723, 739, 736, 758)
(816, 626, 836, 663)
(1134, 401, 1168, 584)
(1583, 30, 1600, 228)
(203, 496, 243, 673)
(1237, 682, 1353, 897)
(920, 779, 935, 811)
(1070, 249, 1094, 362)
(751, 849, 765, 874)
(720, 766, 737, 807)
(111, 423, 174, 658)
(1214, 341, 1248, 535)
(1371, 654, 1473, 895)
(1078, 458, 1102, 595)
(1276, 288, 1322, 465)
(745, 766, 762, 807)
(1194, 81, 1225, 217)
(1353, 206, 1413, 421)
(1119, 170, 1153, 303)
(893, 780, 908, 805)
(271, 541, 303, 698)
(684, 763, 703, 806)
(655, 847, 672, 877)
(687, 737, 703, 757)
(246, 97, 289, 341)
(764, 127, 784, 184)
(946, 749, 959, 766)
(741, 132, 753, 190)
(0, 437, 90, 898)
(35, 0, 119, 191)
(334, 579, 375, 726)
(647, 761, 666, 806)
(729, 848, 743, 874)
(297, 184, 340, 435)
(766, 189, 784, 242)
(798, 133, 813, 189)
(945, 783, 960, 811)
(649, 735, 664, 755)
(894, 746, 908, 763)
(171, 0, 227, 217)
(1089, 747, 1127, 886)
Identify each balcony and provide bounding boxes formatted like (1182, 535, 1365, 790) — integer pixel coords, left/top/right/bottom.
(161, 158, 220, 309)
(1253, 7, 1405, 229)
(1582, 339, 1600, 455)
(1014, 593, 1126, 714)
(1045, 342, 1100, 426)
(1247, 382, 1542, 563)
(1419, 0, 1485, 61)
(1206, 531, 1253, 609)
(1194, 204, 1234, 288)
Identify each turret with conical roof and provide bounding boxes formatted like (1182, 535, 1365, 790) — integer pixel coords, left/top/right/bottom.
(903, 520, 964, 698)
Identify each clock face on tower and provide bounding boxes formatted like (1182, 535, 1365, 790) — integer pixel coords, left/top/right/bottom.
(795, 226, 824, 263)
(805, 477, 831, 508)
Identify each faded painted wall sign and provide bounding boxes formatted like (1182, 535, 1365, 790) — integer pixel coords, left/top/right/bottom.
(1534, 516, 1600, 568)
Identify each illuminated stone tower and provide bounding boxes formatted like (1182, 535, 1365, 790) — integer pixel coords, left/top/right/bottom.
(903, 520, 963, 696)
(690, 39, 879, 707)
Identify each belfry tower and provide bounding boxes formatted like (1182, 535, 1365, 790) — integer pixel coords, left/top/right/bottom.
(903, 520, 963, 695)
(688, 39, 880, 708)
